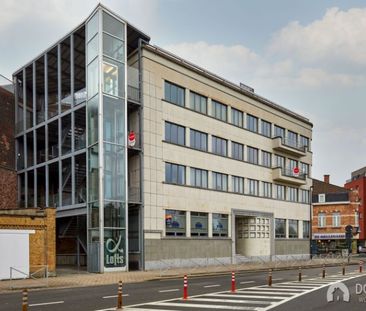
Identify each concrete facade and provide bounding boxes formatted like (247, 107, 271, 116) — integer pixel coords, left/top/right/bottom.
(141, 46, 313, 269)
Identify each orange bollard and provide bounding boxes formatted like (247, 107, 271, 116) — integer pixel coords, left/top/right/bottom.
(183, 275, 188, 300)
(342, 263, 345, 276)
(298, 267, 302, 282)
(117, 281, 122, 309)
(231, 272, 236, 292)
(268, 269, 272, 287)
(22, 289, 28, 311)
(322, 264, 325, 278)
(360, 261, 363, 273)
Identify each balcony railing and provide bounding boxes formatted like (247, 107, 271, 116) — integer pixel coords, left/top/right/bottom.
(127, 66, 140, 103)
(281, 168, 306, 180)
(280, 137, 306, 152)
(272, 136, 307, 157)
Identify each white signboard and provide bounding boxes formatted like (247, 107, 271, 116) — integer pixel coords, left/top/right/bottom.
(312, 233, 345, 240)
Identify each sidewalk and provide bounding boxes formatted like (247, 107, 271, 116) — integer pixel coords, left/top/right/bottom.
(0, 256, 359, 293)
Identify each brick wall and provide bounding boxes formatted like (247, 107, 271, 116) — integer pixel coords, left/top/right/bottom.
(0, 208, 56, 274)
(0, 86, 16, 209)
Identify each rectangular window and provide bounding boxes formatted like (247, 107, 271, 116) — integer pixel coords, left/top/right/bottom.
(190, 129, 208, 152)
(288, 159, 298, 170)
(232, 176, 244, 194)
(231, 142, 244, 161)
(164, 81, 185, 106)
(275, 218, 286, 238)
(165, 121, 185, 146)
(190, 167, 208, 188)
(213, 214, 228, 237)
(288, 220, 298, 238)
(288, 130, 298, 147)
(318, 213, 326, 228)
(276, 184, 286, 200)
(303, 221, 310, 239)
(212, 136, 227, 156)
(300, 189, 310, 203)
(165, 163, 185, 185)
(247, 146, 258, 164)
(212, 172, 228, 191)
(165, 210, 186, 236)
(247, 114, 258, 133)
(262, 151, 272, 167)
(231, 108, 243, 127)
(275, 155, 285, 168)
(274, 125, 285, 138)
(287, 186, 298, 202)
(300, 135, 309, 149)
(300, 162, 310, 176)
(248, 179, 259, 196)
(211, 100, 227, 122)
(263, 182, 272, 198)
(332, 212, 341, 227)
(190, 91, 207, 114)
(191, 212, 208, 236)
(261, 120, 272, 137)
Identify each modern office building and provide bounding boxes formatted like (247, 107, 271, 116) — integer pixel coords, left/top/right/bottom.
(345, 167, 366, 246)
(312, 175, 360, 254)
(13, 4, 313, 273)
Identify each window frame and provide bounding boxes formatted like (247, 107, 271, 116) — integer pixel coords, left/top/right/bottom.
(190, 167, 208, 189)
(164, 80, 185, 107)
(165, 121, 185, 146)
(261, 120, 272, 137)
(212, 172, 228, 191)
(212, 136, 228, 157)
(231, 141, 244, 161)
(247, 114, 258, 133)
(211, 100, 227, 122)
(190, 129, 208, 152)
(165, 162, 186, 185)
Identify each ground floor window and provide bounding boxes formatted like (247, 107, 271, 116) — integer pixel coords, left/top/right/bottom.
(288, 219, 298, 238)
(303, 220, 310, 239)
(275, 218, 286, 238)
(191, 212, 208, 236)
(165, 210, 186, 236)
(213, 214, 228, 237)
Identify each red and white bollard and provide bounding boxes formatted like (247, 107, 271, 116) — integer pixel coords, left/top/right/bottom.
(231, 272, 236, 292)
(183, 275, 188, 300)
(360, 261, 363, 273)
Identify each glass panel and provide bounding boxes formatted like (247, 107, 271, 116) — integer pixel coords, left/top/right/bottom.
(61, 113, 72, 155)
(36, 126, 46, 164)
(16, 136, 25, 170)
(87, 94, 99, 145)
(26, 132, 34, 168)
(89, 202, 99, 228)
(62, 157, 72, 206)
(87, 58, 99, 99)
(104, 143, 125, 201)
(103, 11, 125, 39)
(75, 153, 86, 204)
(191, 212, 208, 236)
(25, 65, 33, 129)
(103, 95, 124, 144)
(104, 229, 126, 268)
(61, 37, 72, 112)
(75, 107, 86, 150)
(47, 47, 58, 118)
(87, 12, 99, 42)
(35, 57, 45, 124)
(103, 58, 125, 98)
(48, 120, 59, 159)
(103, 33, 124, 60)
(18, 173, 25, 207)
(15, 72, 24, 133)
(165, 210, 186, 236)
(104, 201, 125, 228)
(88, 144, 99, 202)
(213, 214, 228, 236)
(88, 34, 99, 64)
(74, 26, 86, 106)
(36, 166, 46, 207)
(49, 162, 59, 207)
(27, 170, 34, 207)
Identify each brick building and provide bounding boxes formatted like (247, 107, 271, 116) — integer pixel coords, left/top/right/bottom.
(312, 175, 360, 254)
(344, 167, 366, 246)
(0, 75, 16, 209)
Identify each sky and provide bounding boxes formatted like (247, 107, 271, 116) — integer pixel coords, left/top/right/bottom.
(1, 0, 366, 186)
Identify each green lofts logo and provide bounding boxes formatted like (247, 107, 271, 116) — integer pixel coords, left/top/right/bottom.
(105, 235, 124, 267)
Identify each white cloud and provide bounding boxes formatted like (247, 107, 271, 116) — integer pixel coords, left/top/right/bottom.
(269, 7, 366, 66)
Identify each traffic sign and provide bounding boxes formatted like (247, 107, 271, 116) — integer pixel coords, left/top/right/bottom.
(293, 167, 300, 177)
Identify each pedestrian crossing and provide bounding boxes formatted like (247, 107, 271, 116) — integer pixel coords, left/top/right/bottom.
(121, 271, 365, 311)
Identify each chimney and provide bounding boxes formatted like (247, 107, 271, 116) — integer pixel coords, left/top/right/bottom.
(324, 174, 330, 184)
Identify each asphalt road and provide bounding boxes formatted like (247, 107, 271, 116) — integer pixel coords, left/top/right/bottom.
(0, 265, 364, 311)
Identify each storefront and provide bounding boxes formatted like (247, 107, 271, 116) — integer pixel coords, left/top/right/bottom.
(312, 233, 356, 254)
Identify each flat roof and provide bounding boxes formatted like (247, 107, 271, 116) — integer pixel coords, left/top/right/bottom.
(144, 44, 313, 127)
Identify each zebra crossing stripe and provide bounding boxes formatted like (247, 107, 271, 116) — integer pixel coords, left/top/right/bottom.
(237, 290, 294, 296)
(189, 297, 272, 305)
(245, 287, 304, 292)
(202, 295, 274, 303)
(155, 302, 257, 310)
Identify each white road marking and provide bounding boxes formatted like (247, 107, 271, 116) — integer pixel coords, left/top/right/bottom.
(207, 294, 284, 300)
(238, 290, 293, 296)
(246, 287, 304, 292)
(158, 289, 179, 293)
(156, 302, 257, 310)
(272, 278, 283, 281)
(200, 295, 273, 304)
(190, 297, 272, 305)
(29, 301, 64, 307)
(204, 284, 221, 288)
(102, 294, 129, 299)
(240, 281, 255, 285)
